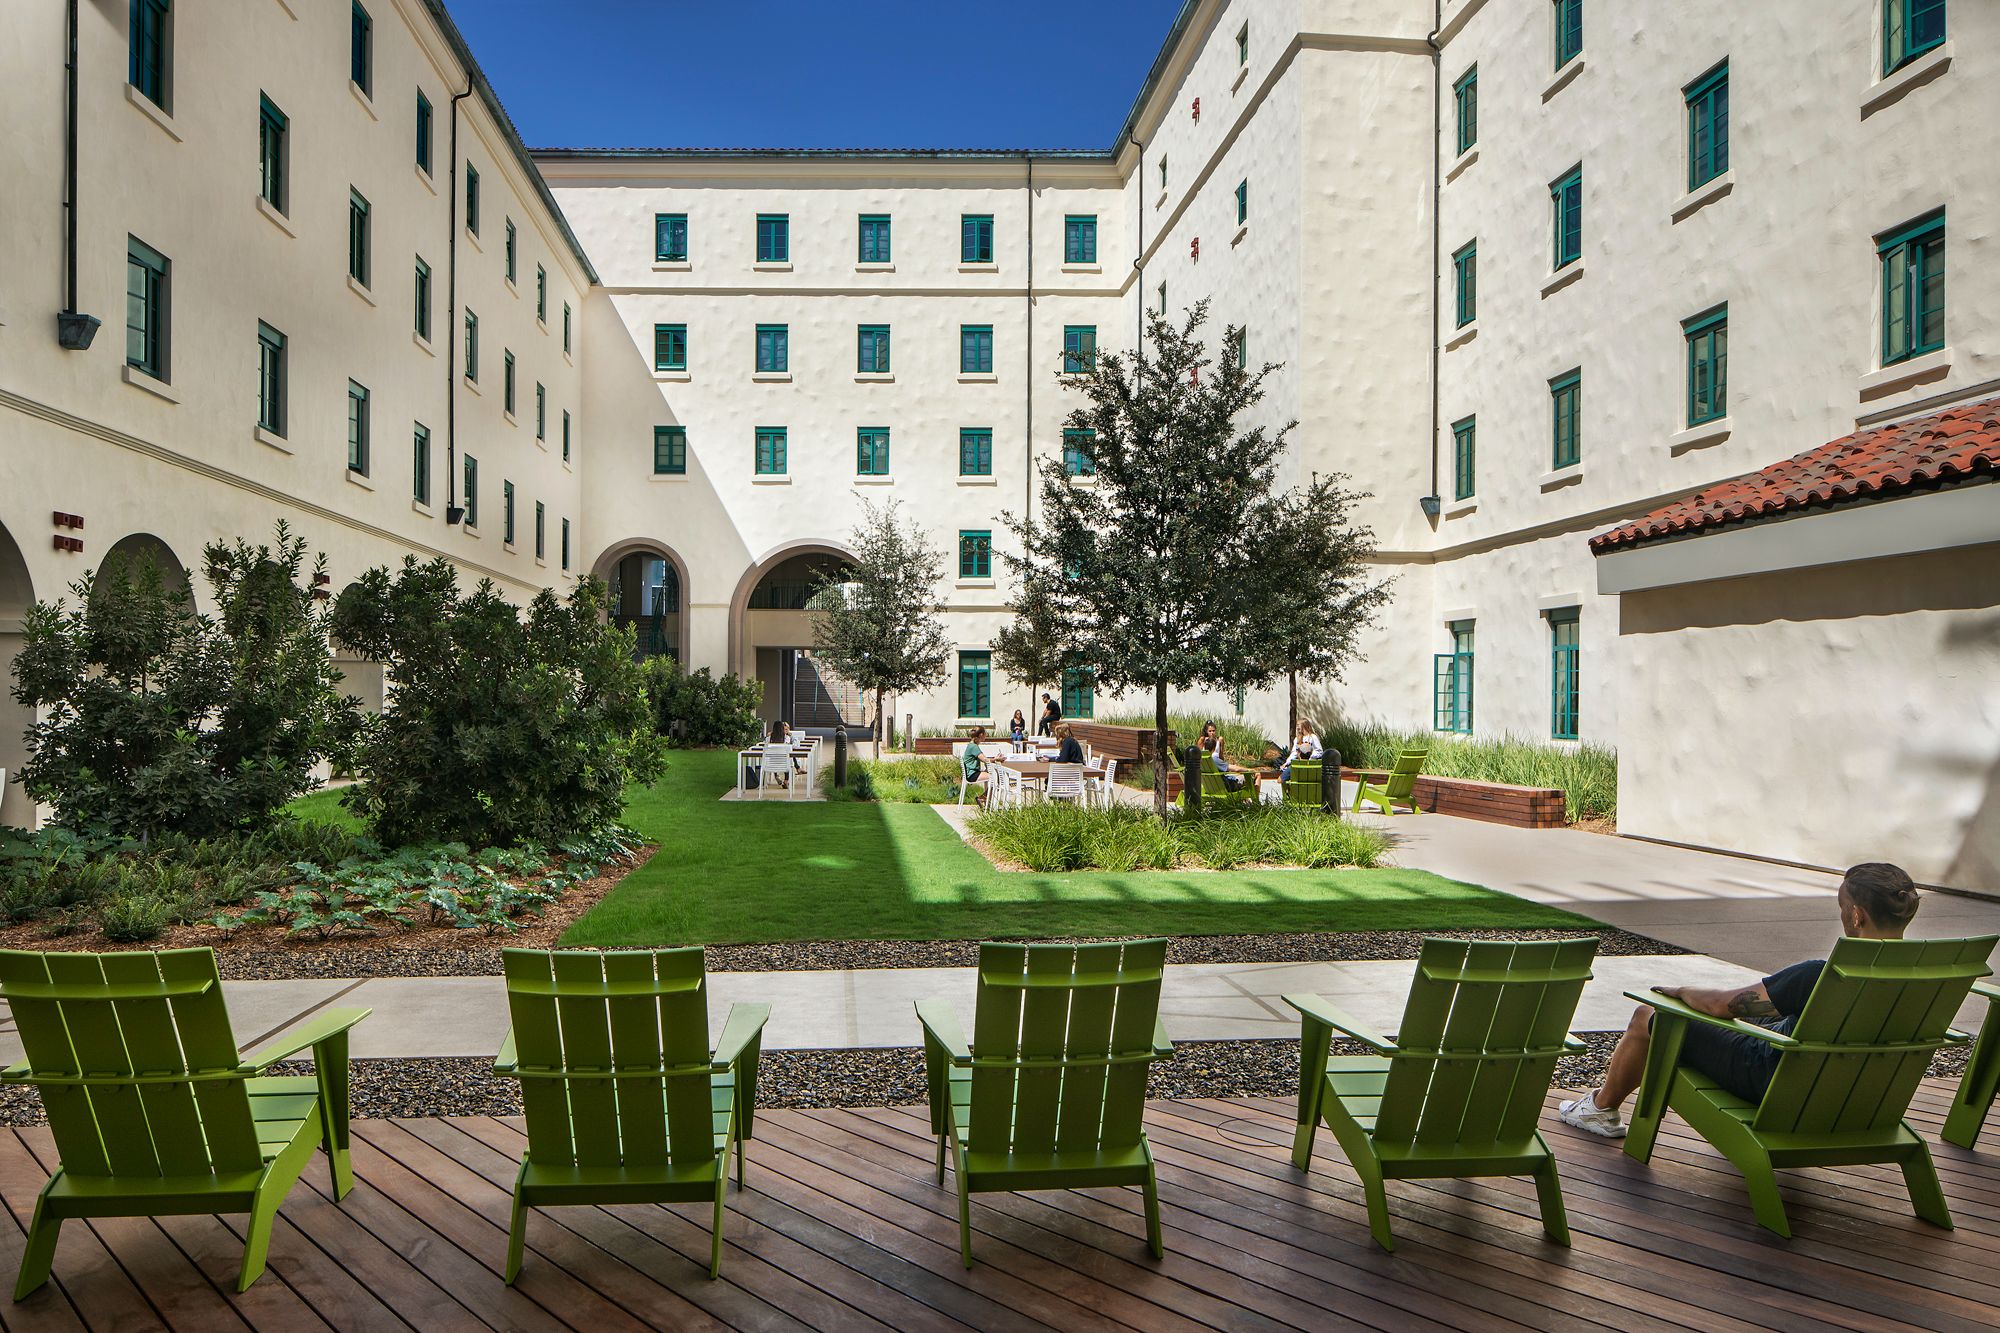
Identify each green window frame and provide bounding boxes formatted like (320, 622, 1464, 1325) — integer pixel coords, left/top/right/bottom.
(1553, 0, 1581, 69)
(1454, 65, 1477, 155)
(654, 323, 687, 372)
(504, 218, 517, 284)
(130, 0, 169, 108)
(961, 214, 994, 264)
(126, 236, 169, 379)
(462, 454, 478, 528)
(348, 188, 370, 286)
(756, 213, 789, 263)
(756, 324, 788, 373)
(350, 1, 371, 93)
(562, 518, 570, 572)
(959, 428, 992, 476)
(1453, 242, 1476, 327)
(536, 265, 547, 322)
(257, 321, 286, 435)
(416, 90, 432, 175)
(1550, 369, 1581, 469)
(1236, 328, 1248, 370)
(465, 163, 480, 236)
(535, 383, 546, 440)
(1236, 22, 1249, 66)
(534, 501, 545, 559)
(1878, 211, 1944, 366)
(957, 651, 992, 719)
(503, 480, 516, 545)
(1433, 620, 1474, 734)
(463, 309, 478, 382)
(858, 214, 891, 263)
(503, 349, 516, 415)
(858, 324, 891, 374)
(655, 213, 688, 262)
(562, 410, 571, 464)
(259, 96, 287, 212)
(346, 380, 370, 476)
(1235, 179, 1248, 225)
(1683, 304, 1728, 425)
(1061, 668, 1095, 720)
(1451, 416, 1475, 502)
(1062, 325, 1096, 373)
(755, 427, 787, 476)
(1159, 156, 1168, 190)
(1157, 281, 1167, 315)
(1548, 609, 1580, 740)
(414, 257, 431, 339)
(1884, 0, 1946, 75)
(653, 425, 687, 476)
(1551, 166, 1581, 269)
(856, 427, 890, 476)
(960, 324, 993, 374)
(1063, 428, 1096, 477)
(1064, 215, 1097, 264)
(1685, 61, 1729, 191)
(562, 302, 571, 355)
(958, 530, 992, 580)
(413, 422, 431, 506)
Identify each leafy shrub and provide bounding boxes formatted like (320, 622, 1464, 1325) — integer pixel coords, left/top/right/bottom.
(833, 757, 961, 804)
(331, 559, 668, 846)
(968, 803, 1386, 872)
(1317, 717, 1617, 822)
(643, 659, 762, 748)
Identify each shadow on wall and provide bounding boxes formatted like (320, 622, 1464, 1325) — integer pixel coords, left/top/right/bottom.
(1942, 608, 2000, 892)
(0, 518, 33, 826)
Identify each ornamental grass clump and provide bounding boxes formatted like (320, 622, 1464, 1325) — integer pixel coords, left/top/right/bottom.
(1316, 717, 1617, 822)
(969, 803, 1386, 873)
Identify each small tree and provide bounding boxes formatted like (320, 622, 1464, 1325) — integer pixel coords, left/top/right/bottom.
(990, 572, 1077, 727)
(1003, 303, 1389, 816)
(642, 657, 762, 748)
(806, 500, 952, 754)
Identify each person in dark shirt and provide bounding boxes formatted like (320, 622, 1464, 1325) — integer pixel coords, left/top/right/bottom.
(1052, 722, 1086, 765)
(1557, 862, 1922, 1138)
(1038, 694, 1061, 737)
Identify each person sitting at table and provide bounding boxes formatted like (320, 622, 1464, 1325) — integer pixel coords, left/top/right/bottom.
(1039, 694, 1061, 737)
(1009, 709, 1028, 751)
(961, 726, 990, 807)
(1279, 719, 1323, 783)
(764, 719, 803, 783)
(1198, 721, 1244, 790)
(1053, 722, 1086, 766)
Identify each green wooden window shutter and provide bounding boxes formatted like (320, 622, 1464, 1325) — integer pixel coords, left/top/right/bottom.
(1550, 370, 1581, 469)
(259, 96, 287, 211)
(536, 265, 547, 322)
(958, 531, 992, 580)
(563, 303, 572, 354)
(1451, 416, 1475, 502)
(503, 480, 516, 544)
(858, 325, 891, 373)
(416, 89, 432, 174)
(1878, 211, 1944, 366)
(465, 163, 479, 235)
(961, 214, 994, 264)
(130, 0, 170, 107)
(505, 218, 517, 284)
(1682, 304, 1728, 425)
(1235, 180, 1248, 225)
(348, 189, 370, 286)
(654, 323, 687, 372)
(535, 383, 546, 439)
(958, 651, 992, 718)
(960, 428, 992, 476)
(1063, 429, 1096, 477)
(414, 257, 431, 339)
(859, 214, 891, 263)
(1065, 215, 1097, 264)
(463, 455, 478, 526)
(257, 322, 286, 435)
(463, 309, 478, 381)
(350, 1, 372, 93)
(503, 349, 516, 414)
(1433, 621, 1474, 733)
(1883, 0, 1946, 75)
(654, 426, 687, 475)
(755, 427, 786, 475)
(1454, 66, 1477, 155)
(1553, 0, 1581, 68)
(1548, 609, 1580, 740)
(561, 518, 570, 570)
(1452, 242, 1476, 327)
(756, 324, 788, 372)
(961, 325, 993, 374)
(656, 213, 688, 262)
(412, 422, 430, 505)
(1685, 62, 1729, 191)
(757, 214, 789, 262)
(562, 410, 571, 463)
(1063, 325, 1096, 373)
(856, 427, 890, 476)
(1550, 166, 1581, 269)
(346, 380, 369, 475)
(1061, 668, 1094, 719)
(534, 501, 545, 558)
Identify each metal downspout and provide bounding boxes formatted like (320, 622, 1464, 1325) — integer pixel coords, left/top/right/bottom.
(445, 84, 473, 523)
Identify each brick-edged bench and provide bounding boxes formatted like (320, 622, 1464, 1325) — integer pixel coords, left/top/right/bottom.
(1346, 768, 1566, 829)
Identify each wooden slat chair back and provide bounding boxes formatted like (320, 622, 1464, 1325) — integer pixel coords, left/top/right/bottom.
(1199, 753, 1250, 805)
(1353, 746, 1429, 815)
(1941, 981, 2000, 1148)
(1286, 936, 1597, 1251)
(1625, 934, 1996, 1236)
(1283, 760, 1323, 806)
(495, 947, 769, 1280)
(917, 939, 1174, 1266)
(0, 948, 369, 1297)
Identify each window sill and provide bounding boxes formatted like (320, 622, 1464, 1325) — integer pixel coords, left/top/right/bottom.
(650, 473, 689, 483)
(255, 195, 295, 237)
(1539, 260, 1585, 298)
(349, 80, 377, 120)
(751, 371, 791, 382)
(122, 364, 178, 402)
(462, 524, 480, 539)
(415, 162, 437, 195)
(958, 262, 998, 274)
(1538, 463, 1584, 491)
(503, 541, 518, 554)
(254, 424, 292, 453)
(652, 260, 691, 272)
(1060, 263, 1101, 274)
(1444, 321, 1478, 350)
(534, 434, 548, 451)
(956, 580, 996, 591)
(413, 330, 435, 356)
(1863, 40, 1953, 118)
(1542, 55, 1585, 102)
(957, 372, 998, 383)
(503, 410, 518, 427)
(1153, 190, 1167, 211)
(535, 556, 548, 568)
(412, 498, 434, 516)
(752, 262, 792, 273)
(958, 476, 998, 487)
(125, 84, 182, 142)
(1065, 474, 1099, 487)
(855, 262, 895, 273)
(1444, 146, 1478, 183)
(855, 372, 894, 383)
(504, 278, 520, 300)
(346, 469, 375, 491)
(1442, 497, 1478, 519)
(1671, 170, 1734, 223)
(347, 274, 376, 306)
(1230, 223, 1249, 247)
(1859, 346, 1952, 400)
(653, 370, 691, 382)
(1231, 63, 1250, 93)
(751, 475, 792, 485)
(853, 475, 895, 486)
(462, 376, 482, 395)
(463, 227, 483, 253)
(1669, 417, 1732, 453)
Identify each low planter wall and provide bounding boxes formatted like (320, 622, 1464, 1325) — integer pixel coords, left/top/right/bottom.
(912, 737, 954, 755)
(1346, 767, 1567, 829)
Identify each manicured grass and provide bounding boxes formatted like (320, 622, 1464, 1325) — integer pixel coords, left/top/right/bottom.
(557, 749, 1595, 947)
(286, 787, 365, 831)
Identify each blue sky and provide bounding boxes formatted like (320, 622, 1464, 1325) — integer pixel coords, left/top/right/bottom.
(451, 1, 1179, 152)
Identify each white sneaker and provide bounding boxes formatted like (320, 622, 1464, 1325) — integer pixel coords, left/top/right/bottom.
(1557, 1090, 1627, 1138)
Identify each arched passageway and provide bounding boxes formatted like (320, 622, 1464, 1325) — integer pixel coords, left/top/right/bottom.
(727, 543, 861, 731)
(593, 542, 692, 666)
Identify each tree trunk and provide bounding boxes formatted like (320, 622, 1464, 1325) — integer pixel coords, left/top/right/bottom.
(1288, 670, 1298, 740)
(874, 687, 884, 759)
(1152, 679, 1170, 820)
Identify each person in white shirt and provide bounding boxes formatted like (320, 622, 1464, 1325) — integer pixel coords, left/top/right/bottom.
(1279, 720, 1323, 783)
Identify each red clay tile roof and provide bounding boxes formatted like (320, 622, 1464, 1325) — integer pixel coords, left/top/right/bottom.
(1590, 395, 2000, 553)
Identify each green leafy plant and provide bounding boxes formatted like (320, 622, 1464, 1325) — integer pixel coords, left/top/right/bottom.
(642, 658, 762, 748)
(969, 803, 1386, 873)
(1315, 716, 1616, 822)
(806, 500, 952, 751)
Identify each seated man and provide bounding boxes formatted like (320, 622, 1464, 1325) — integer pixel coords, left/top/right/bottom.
(1557, 862, 1921, 1138)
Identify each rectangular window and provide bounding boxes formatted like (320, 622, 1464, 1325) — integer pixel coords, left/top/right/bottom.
(654, 323, 687, 372)
(1157, 281, 1167, 316)
(1454, 66, 1477, 155)
(755, 427, 787, 476)
(463, 309, 478, 381)
(534, 501, 546, 559)
(1685, 62, 1729, 191)
(126, 236, 169, 379)
(350, 1, 372, 93)
(1553, 0, 1582, 68)
(958, 651, 992, 719)
(1453, 242, 1476, 327)
(1235, 180, 1248, 225)
(653, 425, 687, 475)
(503, 350, 516, 414)
(536, 265, 547, 322)
(755, 324, 788, 373)
(257, 322, 286, 435)
(1683, 304, 1728, 425)
(1884, 0, 1946, 74)
(535, 383, 546, 440)
(656, 213, 688, 262)
(1451, 415, 1475, 502)
(503, 480, 516, 545)
(857, 324, 891, 374)
(1159, 156, 1168, 190)
(346, 380, 370, 475)
(465, 163, 480, 236)
(960, 324, 993, 374)
(1063, 428, 1096, 477)
(1236, 329, 1248, 369)
(1062, 325, 1096, 373)
(414, 257, 431, 339)
(562, 519, 570, 572)
(958, 530, 992, 580)
(562, 303, 572, 355)
(961, 214, 994, 264)
(1551, 166, 1582, 269)
(1550, 370, 1581, 469)
(562, 410, 571, 463)
(959, 428, 993, 476)
(463, 455, 479, 527)
(1062, 668, 1095, 719)
(1064, 215, 1097, 264)
(1237, 23, 1249, 65)
(1433, 620, 1474, 733)
(130, 0, 169, 108)
(756, 213, 789, 263)
(1549, 609, 1580, 740)
(259, 96, 288, 212)
(348, 188, 370, 286)
(504, 219, 517, 285)
(856, 427, 891, 476)
(1879, 211, 1945, 365)
(858, 214, 891, 263)
(412, 423, 431, 505)
(416, 90, 433, 175)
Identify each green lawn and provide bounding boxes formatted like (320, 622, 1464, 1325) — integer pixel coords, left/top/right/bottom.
(286, 787, 364, 831)
(543, 749, 1593, 947)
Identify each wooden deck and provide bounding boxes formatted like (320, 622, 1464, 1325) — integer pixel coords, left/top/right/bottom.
(0, 1081, 1996, 1331)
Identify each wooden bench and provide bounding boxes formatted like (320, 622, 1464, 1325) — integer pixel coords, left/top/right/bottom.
(1344, 768, 1566, 829)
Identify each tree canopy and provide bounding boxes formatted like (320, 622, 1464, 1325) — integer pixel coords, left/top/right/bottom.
(807, 499, 952, 748)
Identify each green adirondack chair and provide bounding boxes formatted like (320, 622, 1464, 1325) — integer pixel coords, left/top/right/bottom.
(1353, 746, 1429, 815)
(1624, 935, 1997, 1236)
(1285, 936, 1596, 1251)
(492, 947, 769, 1281)
(1942, 981, 2000, 1148)
(0, 948, 370, 1299)
(1199, 753, 1253, 806)
(916, 939, 1173, 1268)
(1282, 760, 1324, 806)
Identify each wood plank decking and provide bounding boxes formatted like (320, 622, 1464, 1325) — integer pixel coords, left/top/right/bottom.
(0, 1081, 1995, 1331)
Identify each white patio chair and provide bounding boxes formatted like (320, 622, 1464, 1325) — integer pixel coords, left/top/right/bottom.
(1087, 757, 1118, 808)
(756, 743, 797, 798)
(1045, 762, 1087, 805)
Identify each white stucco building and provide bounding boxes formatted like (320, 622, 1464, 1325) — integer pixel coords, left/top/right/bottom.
(2, 0, 1995, 887)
